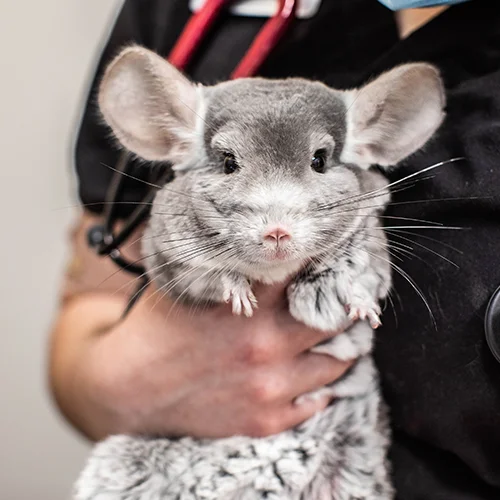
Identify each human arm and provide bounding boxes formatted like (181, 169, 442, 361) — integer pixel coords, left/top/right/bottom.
(48, 213, 353, 441)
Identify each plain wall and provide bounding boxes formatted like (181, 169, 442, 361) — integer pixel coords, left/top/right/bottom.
(0, 1, 123, 498)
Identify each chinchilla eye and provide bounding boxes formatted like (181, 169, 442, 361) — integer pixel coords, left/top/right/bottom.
(223, 153, 239, 174)
(311, 149, 327, 173)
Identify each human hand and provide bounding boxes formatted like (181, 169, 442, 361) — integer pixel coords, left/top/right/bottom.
(83, 280, 354, 439)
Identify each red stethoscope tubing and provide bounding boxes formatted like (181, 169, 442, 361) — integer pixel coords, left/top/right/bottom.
(167, 0, 298, 78)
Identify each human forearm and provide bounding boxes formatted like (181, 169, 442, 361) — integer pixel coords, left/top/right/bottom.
(48, 293, 127, 441)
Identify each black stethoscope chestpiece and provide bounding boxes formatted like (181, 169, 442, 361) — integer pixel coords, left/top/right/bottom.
(485, 285, 500, 363)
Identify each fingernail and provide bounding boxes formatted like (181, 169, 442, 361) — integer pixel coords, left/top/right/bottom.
(294, 395, 307, 406)
(314, 396, 333, 411)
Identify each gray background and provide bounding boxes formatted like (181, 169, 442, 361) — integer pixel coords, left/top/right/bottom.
(0, 0, 122, 498)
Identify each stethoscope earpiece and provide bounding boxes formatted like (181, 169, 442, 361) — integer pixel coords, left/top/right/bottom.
(485, 285, 500, 363)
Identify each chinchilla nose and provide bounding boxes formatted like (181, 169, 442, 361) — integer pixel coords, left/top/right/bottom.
(263, 226, 292, 246)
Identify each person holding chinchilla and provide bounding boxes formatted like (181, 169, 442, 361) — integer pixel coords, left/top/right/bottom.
(49, 1, 500, 499)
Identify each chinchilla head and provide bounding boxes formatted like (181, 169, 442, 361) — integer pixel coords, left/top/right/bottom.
(98, 45, 445, 282)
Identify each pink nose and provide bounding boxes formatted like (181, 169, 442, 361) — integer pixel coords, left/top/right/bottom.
(263, 227, 291, 245)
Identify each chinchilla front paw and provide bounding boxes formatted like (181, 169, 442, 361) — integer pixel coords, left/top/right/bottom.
(342, 283, 382, 329)
(287, 271, 349, 332)
(222, 274, 258, 317)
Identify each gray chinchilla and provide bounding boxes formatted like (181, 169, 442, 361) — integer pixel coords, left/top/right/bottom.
(74, 46, 445, 500)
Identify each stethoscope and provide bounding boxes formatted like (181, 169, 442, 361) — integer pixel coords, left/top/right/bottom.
(485, 287, 500, 363)
(87, 0, 299, 317)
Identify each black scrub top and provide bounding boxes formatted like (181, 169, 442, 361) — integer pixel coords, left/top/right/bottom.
(74, 1, 500, 498)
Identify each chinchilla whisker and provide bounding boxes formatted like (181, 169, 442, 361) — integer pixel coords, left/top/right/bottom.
(315, 180, 402, 212)
(123, 232, 212, 251)
(166, 241, 227, 268)
(315, 199, 445, 226)
(151, 247, 236, 314)
(317, 158, 464, 213)
(377, 215, 443, 226)
(151, 212, 224, 220)
(385, 194, 489, 212)
(165, 242, 233, 279)
(315, 183, 412, 212)
(384, 288, 399, 328)
(344, 235, 406, 263)
(184, 254, 242, 319)
(150, 267, 200, 313)
(146, 246, 230, 310)
(315, 195, 488, 217)
(133, 238, 220, 267)
(341, 84, 364, 121)
(120, 236, 224, 279)
(149, 207, 225, 215)
(346, 239, 435, 327)
(185, 270, 222, 318)
(52, 200, 217, 215)
(341, 225, 464, 231)
(316, 177, 435, 213)
(184, 252, 242, 318)
(365, 236, 436, 268)
(319, 208, 445, 226)
(390, 281, 403, 312)
(101, 162, 217, 206)
(160, 233, 219, 244)
(358, 244, 437, 329)
(387, 230, 460, 268)
(322, 225, 458, 272)
(381, 239, 414, 252)
(390, 195, 490, 207)
(112, 241, 226, 298)
(386, 228, 463, 254)
(381, 246, 405, 263)
(109, 240, 225, 298)
(110, 253, 172, 298)
(172, 92, 210, 128)
(386, 246, 410, 262)
(188, 261, 237, 316)
(384, 244, 436, 267)
(169, 249, 238, 309)
(125, 271, 158, 310)
(313, 242, 354, 270)
(101, 162, 164, 189)
(361, 232, 414, 253)
(157, 204, 224, 215)
(354, 157, 464, 204)
(119, 244, 208, 311)
(388, 241, 452, 269)
(97, 248, 166, 290)
(144, 245, 227, 312)
(52, 200, 155, 211)
(160, 239, 222, 258)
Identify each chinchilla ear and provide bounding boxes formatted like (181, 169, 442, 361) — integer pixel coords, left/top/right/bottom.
(98, 45, 203, 165)
(340, 63, 446, 169)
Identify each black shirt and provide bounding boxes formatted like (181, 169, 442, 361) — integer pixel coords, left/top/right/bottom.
(74, 1, 500, 498)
